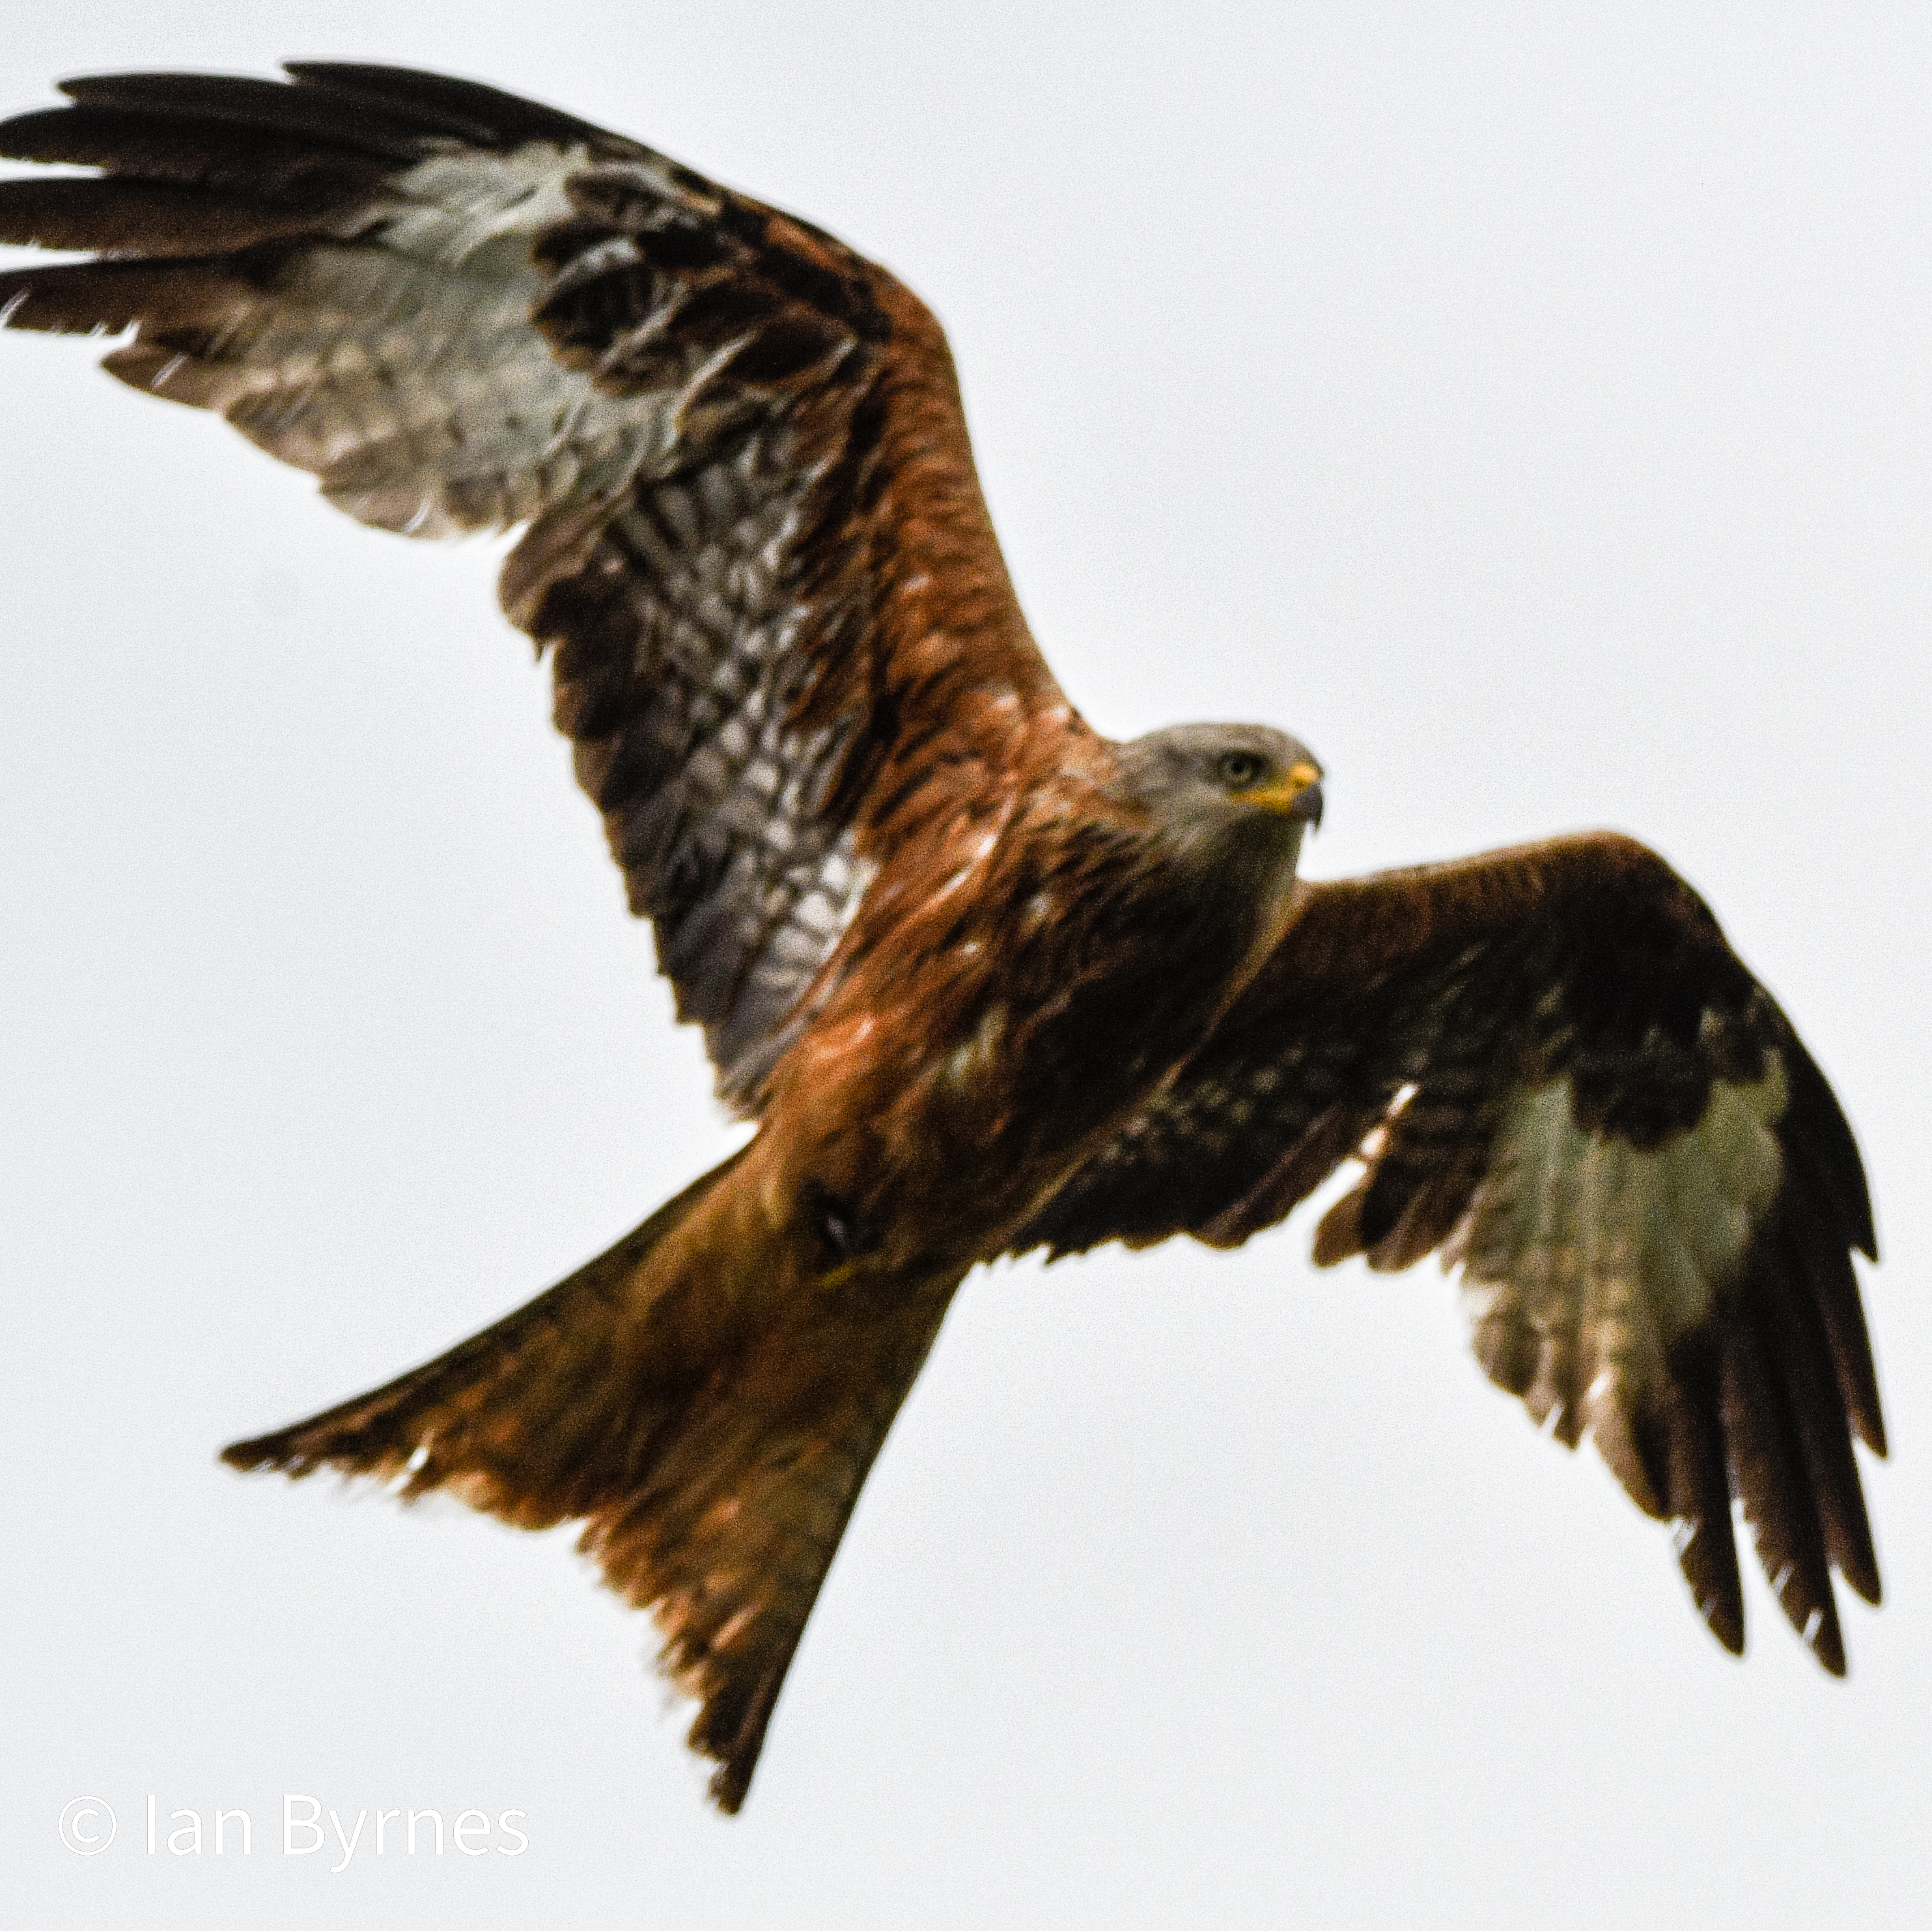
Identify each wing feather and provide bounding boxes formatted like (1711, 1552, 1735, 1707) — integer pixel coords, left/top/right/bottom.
(1721, 1285, 1845, 1672)
(1755, 1212, 1881, 1602)
(1662, 1334, 1744, 1653)
(1016, 834, 1883, 1669)
(0, 64, 1070, 1111)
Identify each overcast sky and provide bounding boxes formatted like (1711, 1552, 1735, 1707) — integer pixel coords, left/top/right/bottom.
(4, 5, 1928, 1926)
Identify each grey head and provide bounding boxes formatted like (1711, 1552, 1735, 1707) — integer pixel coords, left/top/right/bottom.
(1113, 723, 1324, 873)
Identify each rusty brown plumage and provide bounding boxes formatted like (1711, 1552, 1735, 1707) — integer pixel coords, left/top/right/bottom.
(1020, 837, 1882, 1669)
(1, 63, 1886, 1808)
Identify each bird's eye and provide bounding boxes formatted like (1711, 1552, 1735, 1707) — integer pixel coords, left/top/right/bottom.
(1216, 751, 1267, 789)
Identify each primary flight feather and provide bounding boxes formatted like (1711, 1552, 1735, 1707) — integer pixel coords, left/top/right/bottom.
(0, 63, 1883, 1811)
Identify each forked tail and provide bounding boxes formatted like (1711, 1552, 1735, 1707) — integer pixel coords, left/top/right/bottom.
(224, 1154, 744, 1524)
(224, 1145, 962, 1811)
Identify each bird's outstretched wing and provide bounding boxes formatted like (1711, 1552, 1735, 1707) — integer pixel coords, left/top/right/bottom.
(1016, 833, 1883, 1671)
(0, 64, 1070, 1110)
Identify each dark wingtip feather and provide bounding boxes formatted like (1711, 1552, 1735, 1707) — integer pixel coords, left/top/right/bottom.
(0, 257, 249, 337)
(1779, 1027, 1878, 1260)
(282, 63, 626, 152)
(53, 72, 438, 159)
(1754, 1229, 1884, 1608)
(1720, 1301, 1847, 1677)
(0, 103, 104, 161)
(1788, 1155, 1888, 1459)
(1664, 1339, 1746, 1655)
(1683, 1514, 1746, 1658)
(0, 177, 338, 256)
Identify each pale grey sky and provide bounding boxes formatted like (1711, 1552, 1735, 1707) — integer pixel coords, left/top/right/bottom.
(4, 5, 1927, 1926)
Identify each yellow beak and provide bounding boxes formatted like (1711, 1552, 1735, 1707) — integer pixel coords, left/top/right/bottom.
(1235, 760, 1324, 826)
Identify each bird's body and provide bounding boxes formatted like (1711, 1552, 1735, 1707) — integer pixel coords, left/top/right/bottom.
(768, 730, 1319, 1270)
(0, 62, 1886, 1812)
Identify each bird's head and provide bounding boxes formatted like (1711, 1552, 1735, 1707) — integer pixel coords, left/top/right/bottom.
(1114, 723, 1324, 880)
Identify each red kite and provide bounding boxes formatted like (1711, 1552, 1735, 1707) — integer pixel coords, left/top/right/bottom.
(0, 64, 1884, 1812)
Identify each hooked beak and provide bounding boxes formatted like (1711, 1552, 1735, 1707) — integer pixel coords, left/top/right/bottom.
(1237, 760, 1324, 829)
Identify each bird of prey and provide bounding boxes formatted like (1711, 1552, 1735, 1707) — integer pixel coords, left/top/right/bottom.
(0, 63, 1884, 1813)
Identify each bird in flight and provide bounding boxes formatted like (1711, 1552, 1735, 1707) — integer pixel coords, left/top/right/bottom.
(0, 63, 1885, 1812)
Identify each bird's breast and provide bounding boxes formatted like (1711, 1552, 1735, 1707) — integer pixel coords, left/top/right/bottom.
(764, 807, 1285, 1267)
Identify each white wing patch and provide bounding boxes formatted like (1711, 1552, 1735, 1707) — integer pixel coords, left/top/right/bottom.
(1446, 1053, 1787, 1501)
(107, 143, 688, 538)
